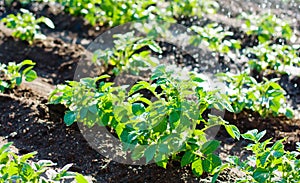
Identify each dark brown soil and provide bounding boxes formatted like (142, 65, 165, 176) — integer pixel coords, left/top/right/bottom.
(0, 0, 299, 182)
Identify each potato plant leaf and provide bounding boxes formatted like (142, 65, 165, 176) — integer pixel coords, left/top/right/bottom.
(202, 154, 222, 173)
(192, 159, 203, 176)
(75, 173, 89, 183)
(64, 111, 76, 126)
(181, 151, 196, 167)
(200, 140, 220, 155)
(225, 125, 240, 140)
(25, 70, 37, 82)
(132, 103, 145, 116)
(144, 145, 156, 163)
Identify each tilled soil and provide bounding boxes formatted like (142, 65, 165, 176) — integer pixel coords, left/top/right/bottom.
(0, 0, 300, 182)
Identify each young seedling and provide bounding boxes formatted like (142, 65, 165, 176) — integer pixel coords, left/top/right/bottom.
(227, 129, 300, 183)
(245, 42, 300, 73)
(1, 9, 55, 44)
(217, 72, 293, 118)
(92, 31, 162, 75)
(0, 60, 37, 92)
(190, 23, 241, 53)
(0, 142, 89, 182)
(241, 13, 294, 43)
(167, 0, 219, 18)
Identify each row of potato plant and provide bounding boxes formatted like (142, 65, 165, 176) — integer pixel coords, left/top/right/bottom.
(51, 0, 219, 26)
(49, 66, 298, 181)
(2, 6, 298, 78)
(48, 31, 296, 181)
(5, 0, 219, 27)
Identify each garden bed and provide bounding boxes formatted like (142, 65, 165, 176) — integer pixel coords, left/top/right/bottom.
(0, 0, 300, 182)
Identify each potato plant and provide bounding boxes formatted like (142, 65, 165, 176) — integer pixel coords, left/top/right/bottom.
(166, 0, 219, 18)
(1, 9, 54, 44)
(217, 72, 293, 118)
(227, 129, 300, 183)
(0, 142, 88, 183)
(0, 60, 37, 92)
(92, 31, 162, 75)
(245, 43, 300, 73)
(241, 13, 294, 43)
(49, 65, 240, 178)
(190, 23, 241, 53)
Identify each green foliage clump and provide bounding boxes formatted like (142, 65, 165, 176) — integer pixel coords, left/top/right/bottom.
(241, 13, 294, 43)
(0, 142, 89, 183)
(49, 65, 240, 178)
(92, 31, 162, 75)
(52, 0, 219, 26)
(1, 9, 55, 44)
(217, 72, 293, 118)
(0, 60, 37, 92)
(227, 129, 300, 183)
(53, 0, 165, 26)
(190, 23, 241, 53)
(245, 43, 300, 73)
(166, 0, 219, 18)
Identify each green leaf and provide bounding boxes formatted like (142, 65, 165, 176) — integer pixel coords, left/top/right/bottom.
(20, 60, 35, 66)
(79, 108, 88, 119)
(200, 140, 220, 155)
(88, 104, 98, 114)
(16, 76, 22, 85)
(20, 152, 37, 162)
(212, 173, 219, 183)
(21, 163, 34, 180)
(155, 157, 168, 169)
(148, 42, 162, 53)
(253, 168, 269, 182)
(64, 111, 76, 126)
(132, 103, 145, 116)
(129, 81, 150, 95)
(271, 140, 285, 158)
(25, 70, 37, 82)
(145, 145, 156, 163)
(259, 151, 270, 166)
(285, 108, 294, 119)
(101, 113, 110, 126)
(169, 110, 180, 123)
(192, 159, 203, 176)
(202, 154, 222, 173)
(131, 145, 145, 161)
(242, 129, 266, 142)
(114, 106, 130, 123)
(225, 125, 240, 140)
(75, 173, 89, 183)
(153, 119, 167, 133)
(271, 140, 284, 152)
(43, 17, 55, 29)
(181, 151, 196, 167)
(0, 142, 13, 154)
(158, 144, 169, 153)
(258, 34, 269, 43)
(192, 76, 205, 83)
